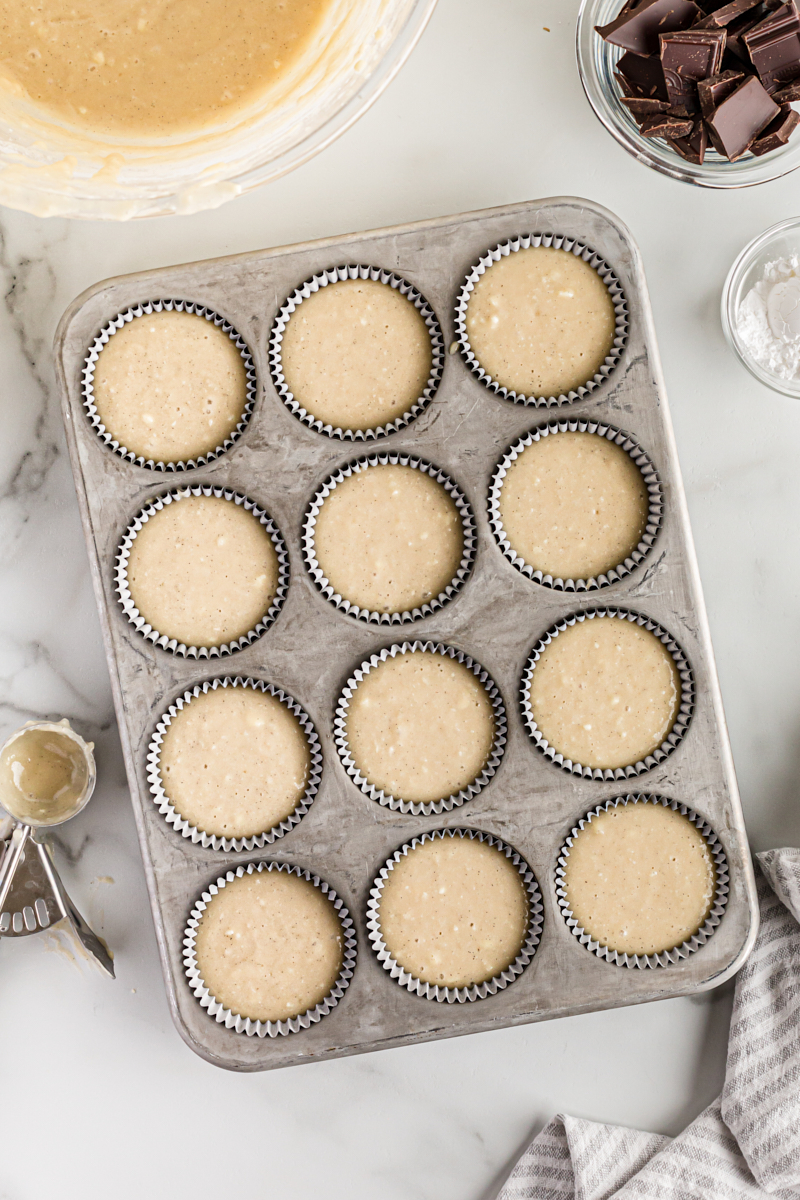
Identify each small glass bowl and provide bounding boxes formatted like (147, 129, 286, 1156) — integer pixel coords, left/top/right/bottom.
(576, 0, 800, 189)
(721, 216, 800, 397)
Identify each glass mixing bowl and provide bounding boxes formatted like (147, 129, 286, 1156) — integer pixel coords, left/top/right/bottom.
(576, 0, 800, 188)
(722, 216, 800, 397)
(0, 0, 437, 221)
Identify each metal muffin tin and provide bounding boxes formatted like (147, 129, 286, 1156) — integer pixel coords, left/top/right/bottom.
(54, 197, 759, 1072)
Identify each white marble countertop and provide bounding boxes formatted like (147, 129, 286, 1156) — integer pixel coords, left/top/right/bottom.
(1, 2, 799, 1196)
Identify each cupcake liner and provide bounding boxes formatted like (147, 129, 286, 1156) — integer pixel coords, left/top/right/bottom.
(147, 677, 322, 852)
(115, 485, 289, 658)
(455, 233, 629, 407)
(520, 608, 694, 780)
(303, 454, 476, 625)
(269, 265, 445, 440)
(555, 794, 729, 969)
(82, 299, 257, 471)
(334, 641, 507, 816)
(489, 419, 663, 591)
(367, 827, 543, 1003)
(183, 861, 357, 1038)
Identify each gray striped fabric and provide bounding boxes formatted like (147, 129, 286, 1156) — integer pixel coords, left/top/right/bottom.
(498, 849, 800, 1200)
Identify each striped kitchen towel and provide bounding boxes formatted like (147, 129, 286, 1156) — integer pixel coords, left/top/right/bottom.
(498, 849, 800, 1200)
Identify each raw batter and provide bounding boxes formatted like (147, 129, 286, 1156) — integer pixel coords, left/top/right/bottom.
(0, 722, 92, 825)
(378, 835, 529, 987)
(465, 246, 617, 397)
(194, 870, 343, 1023)
(0, 0, 333, 138)
(563, 802, 716, 956)
(159, 686, 311, 839)
(527, 616, 681, 770)
(92, 310, 248, 463)
(281, 278, 433, 432)
(313, 464, 464, 614)
(498, 431, 649, 579)
(126, 494, 279, 648)
(345, 650, 495, 804)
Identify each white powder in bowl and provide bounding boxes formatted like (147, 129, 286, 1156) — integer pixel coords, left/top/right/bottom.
(735, 253, 800, 381)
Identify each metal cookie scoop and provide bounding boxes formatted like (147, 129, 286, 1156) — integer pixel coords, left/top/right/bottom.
(0, 720, 114, 978)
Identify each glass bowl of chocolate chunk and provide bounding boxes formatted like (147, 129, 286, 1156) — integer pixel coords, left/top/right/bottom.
(577, 0, 800, 186)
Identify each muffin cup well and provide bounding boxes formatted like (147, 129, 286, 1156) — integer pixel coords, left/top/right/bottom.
(269, 265, 445, 440)
(520, 608, 694, 781)
(303, 454, 476, 625)
(489, 419, 663, 591)
(334, 640, 507, 816)
(367, 827, 543, 1003)
(555, 794, 729, 969)
(455, 233, 628, 407)
(82, 299, 257, 471)
(147, 677, 322, 852)
(183, 861, 357, 1038)
(115, 485, 289, 658)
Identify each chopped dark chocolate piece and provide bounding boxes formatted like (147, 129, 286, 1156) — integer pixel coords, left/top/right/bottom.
(616, 49, 670, 97)
(660, 28, 727, 110)
(772, 75, 800, 94)
(621, 95, 672, 113)
(726, 8, 770, 57)
(697, 67, 746, 114)
(706, 72, 780, 155)
(750, 100, 800, 147)
(639, 111, 696, 133)
(596, 0, 701, 55)
(668, 116, 710, 158)
(614, 70, 640, 97)
(694, 0, 762, 25)
(743, 2, 800, 92)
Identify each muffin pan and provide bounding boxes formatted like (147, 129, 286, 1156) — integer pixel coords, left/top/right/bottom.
(55, 197, 758, 1072)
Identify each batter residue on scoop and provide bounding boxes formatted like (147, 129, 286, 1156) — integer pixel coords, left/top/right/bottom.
(126, 494, 279, 648)
(159, 686, 311, 840)
(194, 870, 343, 1023)
(498, 431, 650, 580)
(345, 650, 496, 805)
(0, 0, 333, 138)
(378, 835, 529, 988)
(563, 802, 716, 956)
(280, 278, 433, 432)
(465, 246, 617, 398)
(313, 463, 464, 614)
(91, 310, 248, 464)
(527, 616, 681, 771)
(0, 722, 92, 826)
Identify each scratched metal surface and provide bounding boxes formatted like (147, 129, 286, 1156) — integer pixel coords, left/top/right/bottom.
(54, 198, 758, 1072)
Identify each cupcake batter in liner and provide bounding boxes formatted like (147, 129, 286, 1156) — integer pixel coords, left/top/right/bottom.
(334, 641, 507, 816)
(115, 485, 289, 658)
(147, 677, 322, 852)
(555, 794, 729, 970)
(520, 608, 694, 780)
(303, 454, 476, 625)
(455, 233, 628, 407)
(183, 861, 357, 1038)
(270, 265, 444, 440)
(82, 299, 257, 471)
(489, 419, 663, 590)
(367, 827, 543, 1003)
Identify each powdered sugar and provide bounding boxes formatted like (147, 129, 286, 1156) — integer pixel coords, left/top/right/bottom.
(736, 253, 800, 380)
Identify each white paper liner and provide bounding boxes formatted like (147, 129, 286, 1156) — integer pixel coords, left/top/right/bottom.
(367, 827, 543, 1003)
(147, 677, 322, 851)
(303, 454, 476, 625)
(82, 299, 257, 471)
(269, 265, 444, 440)
(520, 608, 694, 780)
(454, 234, 629, 407)
(183, 861, 357, 1038)
(334, 641, 507, 816)
(555, 794, 729, 970)
(490, 419, 663, 591)
(115, 485, 289, 658)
